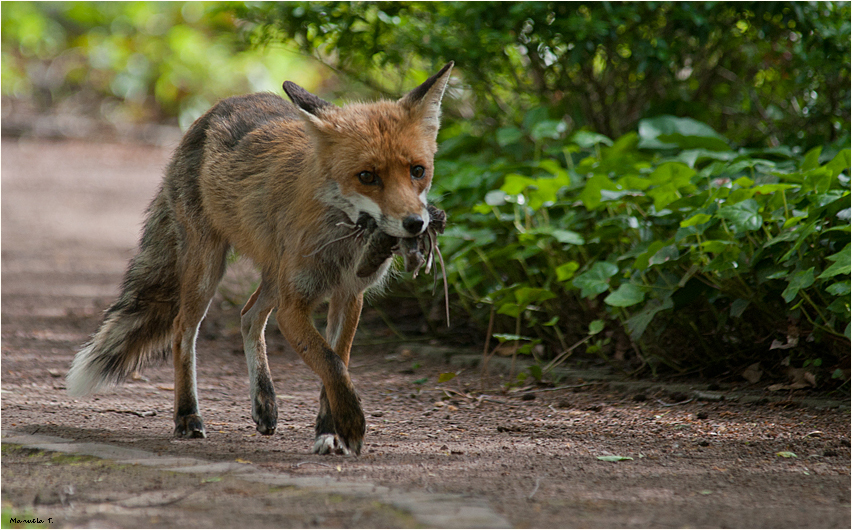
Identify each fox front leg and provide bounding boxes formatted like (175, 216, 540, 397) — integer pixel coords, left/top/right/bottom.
(276, 297, 366, 455)
(314, 291, 364, 454)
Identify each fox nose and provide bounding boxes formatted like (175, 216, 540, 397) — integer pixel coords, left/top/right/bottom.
(402, 215, 425, 235)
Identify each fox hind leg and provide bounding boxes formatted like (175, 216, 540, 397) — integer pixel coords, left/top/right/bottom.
(172, 239, 229, 438)
(240, 280, 278, 435)
(314, 291, 364, 454)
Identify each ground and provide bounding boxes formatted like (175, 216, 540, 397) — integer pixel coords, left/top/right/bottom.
(1, 137, 850, 528)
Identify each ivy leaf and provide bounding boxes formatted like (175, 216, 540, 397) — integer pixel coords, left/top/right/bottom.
(634, 241, 666, 270)
(530, 119, 567, 142)
(497, 302, 522, 318)
(826, 282, 851, 296)
(680, 213, 713, 227)
(649, 162, 696, 187)
(730, 299, 750, 318)
(782, 268, 816, 303)
(552, 229, 585, 245)
(646, 184, 683, 211)
(514, 286, 557, 306)
(825, 148, 851, 178)
(571, 130, 613, 148)
(626, 298, 673, 340)
(501, 174, 536, 195)
(716, 199, 762, 232)
(604, 283, 646, 307)
(496, 126, 523, 147)
(818, 245, 851, 279)
(556, 261, 580, 282)
(649, 244, 680, 266)
(572, 262, 619, 298)
(588, 319, 605, 335)
(800, 146, 822, 171)
(617, 175, 652, 190)
(484, 189, 507, 206)
(638, 115, 730, 151)
(752, 183, 799, 195)
(579, 173, 619, 210)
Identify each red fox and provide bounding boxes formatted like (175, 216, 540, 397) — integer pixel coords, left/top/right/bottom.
(67, 62, 454, 456)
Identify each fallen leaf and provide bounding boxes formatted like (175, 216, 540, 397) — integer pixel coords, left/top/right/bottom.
(803, 371, 817, 387)
(767, 383, 810, 391)
(776, 451, 797, 458)
(786, 367, 817, 387)
(596, 455, 633, 462)
(770, 337, 798, 350)
(742, 362, 763, 384)
(235, 458, 252, 464)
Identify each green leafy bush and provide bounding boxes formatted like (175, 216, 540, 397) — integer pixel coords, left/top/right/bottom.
(429, 114, 850, 380)
(242, 1, 851, 150)
(239, 2, 851, 382)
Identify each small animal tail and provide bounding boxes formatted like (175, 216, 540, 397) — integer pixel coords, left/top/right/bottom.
(67, 192, 181, 396)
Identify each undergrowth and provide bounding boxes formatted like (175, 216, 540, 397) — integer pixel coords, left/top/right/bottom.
(415, 114, 850, 387)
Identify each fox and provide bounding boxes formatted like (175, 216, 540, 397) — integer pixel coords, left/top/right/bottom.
(66, 61, 454, 456)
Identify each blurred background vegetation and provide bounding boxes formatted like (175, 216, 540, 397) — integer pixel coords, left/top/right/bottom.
(3, 1, 849, 389)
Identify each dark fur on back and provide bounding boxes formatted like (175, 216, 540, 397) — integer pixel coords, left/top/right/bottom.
(67, 93, 297, 395)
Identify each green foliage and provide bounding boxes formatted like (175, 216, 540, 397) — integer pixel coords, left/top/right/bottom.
(431, 110, 850, 376)
(242, 1, 851, 149)
(4, 2, 848, 380)
(240, 2, 851, 379)
(1, 2, 318, 128)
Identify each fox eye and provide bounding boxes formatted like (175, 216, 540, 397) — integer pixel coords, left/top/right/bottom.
(357, 171, 379, 185)
(410, 165, 426, 180)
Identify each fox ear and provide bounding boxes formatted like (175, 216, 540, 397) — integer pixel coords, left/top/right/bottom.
(282, 81, 338, 134)
(399, 61, 454, 138)
(283, 81, 333, 116)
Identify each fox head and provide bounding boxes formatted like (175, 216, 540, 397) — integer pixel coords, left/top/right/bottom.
(283, 62, 453, 238)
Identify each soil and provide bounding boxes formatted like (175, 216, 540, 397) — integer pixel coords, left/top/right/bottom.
(2, 137, 850, 528)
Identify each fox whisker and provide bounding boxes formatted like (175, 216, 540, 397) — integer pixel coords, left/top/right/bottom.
(302, 226, 363, 257)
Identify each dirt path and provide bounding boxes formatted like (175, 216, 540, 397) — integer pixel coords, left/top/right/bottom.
(2, 138, 850, 528)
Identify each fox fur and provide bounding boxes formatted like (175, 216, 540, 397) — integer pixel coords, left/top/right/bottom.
(67, 61, 454, 455)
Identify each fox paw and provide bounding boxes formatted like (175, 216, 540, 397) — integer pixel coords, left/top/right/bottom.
(313, 433, 362, 455)
(252, 395, 278, 435)
(331, 396, 365, 456)
(313, 433, 348, 455)
(174, 414, 206, 439)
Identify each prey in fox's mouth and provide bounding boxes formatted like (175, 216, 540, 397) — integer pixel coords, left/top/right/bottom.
(351, 205, 450, 326)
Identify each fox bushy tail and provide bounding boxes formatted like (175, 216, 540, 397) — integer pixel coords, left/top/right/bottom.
(67, 192, 182, 396)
